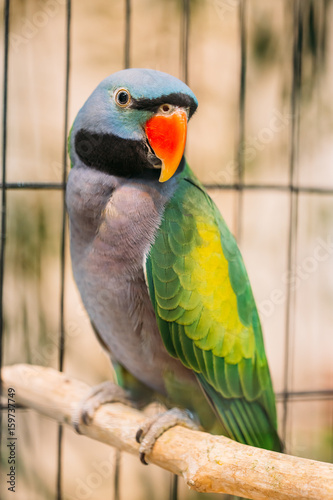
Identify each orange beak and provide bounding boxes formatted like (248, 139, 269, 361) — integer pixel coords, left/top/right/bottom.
(144, 109, 187, 182)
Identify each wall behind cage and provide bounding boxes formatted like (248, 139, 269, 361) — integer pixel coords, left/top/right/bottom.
(1, 1, 333, 499)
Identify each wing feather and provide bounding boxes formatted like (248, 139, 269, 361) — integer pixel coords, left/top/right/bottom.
(145, 164, 281, 451)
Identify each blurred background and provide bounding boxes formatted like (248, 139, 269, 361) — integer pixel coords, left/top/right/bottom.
(1, 0, 333, 499)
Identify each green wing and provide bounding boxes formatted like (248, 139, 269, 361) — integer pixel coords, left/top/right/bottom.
(145, 164, 281, 451)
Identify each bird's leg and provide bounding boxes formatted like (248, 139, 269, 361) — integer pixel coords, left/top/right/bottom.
(135, 407, 199, 465)
(72, 381, 132, 433)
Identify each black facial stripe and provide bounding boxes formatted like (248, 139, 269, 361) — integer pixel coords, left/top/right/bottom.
(74, 128, 186, 180)
(75, 129, 150, 177)
(130, 92, 197, 118)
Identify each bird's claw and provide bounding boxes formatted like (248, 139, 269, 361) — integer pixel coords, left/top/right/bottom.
(73, 419, 83, 434)
(136, 427, 149, 465)
(135, 407, 199, 465)
(135, 427, 144, 444)
(72, 381, 131, 433)
(139, 452, 149, 466)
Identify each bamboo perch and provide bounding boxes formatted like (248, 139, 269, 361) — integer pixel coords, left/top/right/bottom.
(1, 364, 333, 500)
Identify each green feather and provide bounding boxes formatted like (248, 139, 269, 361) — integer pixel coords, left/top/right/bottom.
(178, 289, 201, 310)
(170, 322, 190, 368)
(228, 258, 247, 295)
(155, 292, 181, 310)
(157, 304, 185, 322)
(179, 326, 200, 372)
(213, 356, 231, 398)
(156, 316, 178, 358)
(145, 163, 281, 452)
(225, 362, 243, 398)
(193, 345, 208, 378)
(177, 302, 203, 326)
(168, 232, 193, 256)
(154, 274, 180, 299)
(195, 325, 222, 351)
(237, 286, 253, 327)
(151, 259, 178, 283)
(184, 315, 206, 340)
(152, 251, 177, 268)
(173, 254, 196, 275)
(238, 357, 262, 401)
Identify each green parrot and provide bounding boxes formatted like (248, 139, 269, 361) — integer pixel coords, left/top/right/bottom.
(66, 68, 282, 464)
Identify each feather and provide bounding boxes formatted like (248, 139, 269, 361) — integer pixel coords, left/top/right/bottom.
(145, 163, 281, 452)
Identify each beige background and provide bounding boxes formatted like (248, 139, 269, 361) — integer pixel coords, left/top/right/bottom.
(1, 0, 333, 499)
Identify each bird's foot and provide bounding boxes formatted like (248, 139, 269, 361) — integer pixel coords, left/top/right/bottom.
(72, 381, 131, 433)
(135, 407, 199, 465)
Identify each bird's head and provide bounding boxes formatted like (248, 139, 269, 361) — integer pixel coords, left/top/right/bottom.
(69, 68, 198, 183)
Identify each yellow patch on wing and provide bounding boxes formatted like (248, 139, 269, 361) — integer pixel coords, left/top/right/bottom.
(186, 217, 255, 363)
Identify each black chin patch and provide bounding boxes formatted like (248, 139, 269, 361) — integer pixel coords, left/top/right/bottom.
(75, 129, 153, 178)
(74, 128, 186, 181)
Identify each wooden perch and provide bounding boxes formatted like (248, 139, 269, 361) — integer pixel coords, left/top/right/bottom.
(2, 364, 333, 500)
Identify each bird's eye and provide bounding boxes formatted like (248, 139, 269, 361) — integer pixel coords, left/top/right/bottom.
(160, 104, 171, 113)
(115, 88, 131, 107)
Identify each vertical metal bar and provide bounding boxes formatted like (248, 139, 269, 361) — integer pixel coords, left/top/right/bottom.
(320, 0, 329, 71)
(282, 0, 302, 445)
(170, 474, 178, 500)
(114, 450, 121, 500)
(181, 0, 190, 85)
(0, 0, 10, 464)
(324, 0, 333, 468)
(58, 0, 71, 375)
(124, 0, 131, 69)
(235, 0, 247, 241)
(0, 0, 10, 372)
(330, 400, 333, 466)
(56, 1, 71, 498)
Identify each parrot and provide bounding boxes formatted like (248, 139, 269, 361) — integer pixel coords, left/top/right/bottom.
(66, 68, 282, 464)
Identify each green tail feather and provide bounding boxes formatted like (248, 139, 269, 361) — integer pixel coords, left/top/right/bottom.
(198, 375, 282, 452)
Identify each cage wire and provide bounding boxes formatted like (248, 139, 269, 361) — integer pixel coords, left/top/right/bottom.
(1, 0, 333, 499)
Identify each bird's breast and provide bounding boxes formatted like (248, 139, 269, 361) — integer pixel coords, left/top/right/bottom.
(66, 166, 168, 273)
(66, 166, 190, 394)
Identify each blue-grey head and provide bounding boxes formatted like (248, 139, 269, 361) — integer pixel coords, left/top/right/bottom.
(69, 68, 198, 182)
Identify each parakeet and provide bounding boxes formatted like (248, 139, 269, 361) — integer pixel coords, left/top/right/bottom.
(66, 68, 281, 461)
